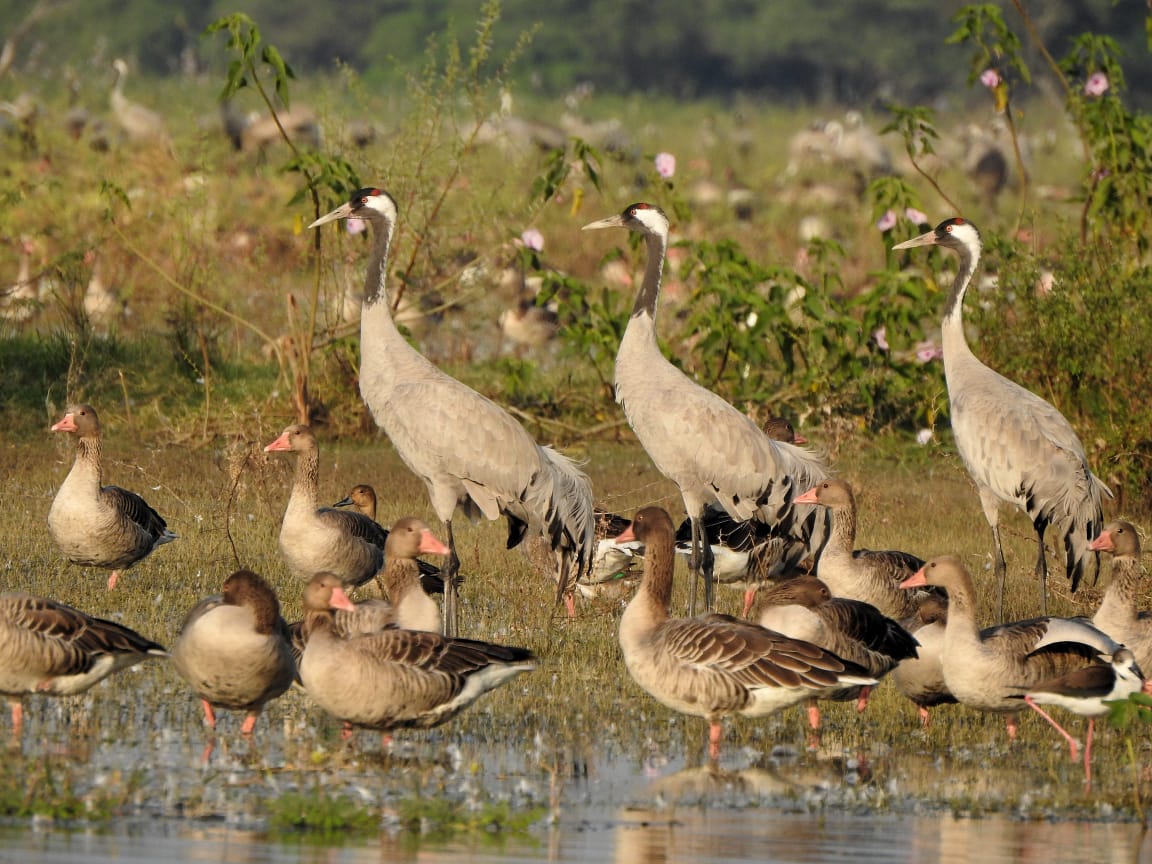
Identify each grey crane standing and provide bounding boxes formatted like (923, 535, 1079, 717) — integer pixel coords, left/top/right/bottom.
(583, 203, 826, 613)
(309, 188, 595, 637)
(894, 218, 1110, 620)
(109, 59, 169, 146)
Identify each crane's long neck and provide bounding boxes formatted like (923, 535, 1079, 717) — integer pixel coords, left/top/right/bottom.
(631, 230, 667, 321)
(940, 241, 980, 367)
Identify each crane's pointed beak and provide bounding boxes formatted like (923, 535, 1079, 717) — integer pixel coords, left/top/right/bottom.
(582, 214, 627, 231)
(309, 202, 354, 229)
(892, 229, 938, 250)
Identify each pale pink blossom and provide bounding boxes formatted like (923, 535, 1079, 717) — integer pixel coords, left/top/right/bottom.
(915, 340, 943, 363)
(876, 209, 897, 232)
(655, 152, 676, 179)
(346, 217, 367, 235)
(979, 69, 1001, 89)
(873, 327, 889, 351)
(1084, 72, 1109, 97)
(520, 228, 545, 252)
(904, 207, 928, 225)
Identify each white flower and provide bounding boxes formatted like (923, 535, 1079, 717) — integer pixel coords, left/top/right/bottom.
(916, 428, 934, 445)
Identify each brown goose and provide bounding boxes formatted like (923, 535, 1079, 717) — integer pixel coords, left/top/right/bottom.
(48, 404, 177, 589)
(616, 506, 875, 761)
(265, 425, 408, 589)
(795, 479, 927, 621)
(170, 570, 295, 736)
(889, 594, 957, 726)
(297, 578, 535, 737)
(0, 593, 165, 732)
(899, 556, 1125, 747)
(1090, 521, 1152, 674)
(753, 576, 919, 729)
(331, 484, 447, 596)
(287, 519, 449, 661)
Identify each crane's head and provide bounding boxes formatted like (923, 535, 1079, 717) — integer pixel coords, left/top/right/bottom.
(582, 202, 669, 238)
(892, 217, 981, 254)
(309, 187, 398, 230)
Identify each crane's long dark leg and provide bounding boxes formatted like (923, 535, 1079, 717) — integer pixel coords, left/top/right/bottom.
(1034, 522, 1049, 617)
(687, 517, 715, 615)
(441, 519, 460, 637)
(991, 523, 1007, 624)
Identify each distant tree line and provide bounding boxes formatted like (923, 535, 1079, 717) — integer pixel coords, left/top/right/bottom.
(1, 0, 1148, 106)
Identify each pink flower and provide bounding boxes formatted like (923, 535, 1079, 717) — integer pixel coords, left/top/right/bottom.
(876, 209, 897, 232)
(873, 327, 889, 352)
(346, 218, 367, 235)
(520, 228, 545, 252)
(915, 340, 943, 363)
(655, 152, 676, 179)
(1084, 72, 1109, 97)
(904, 207, 928, 226)
(979, 69, 1001, 89)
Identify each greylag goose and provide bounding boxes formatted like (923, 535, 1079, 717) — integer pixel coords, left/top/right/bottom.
(286, 516, 449, 669)
(298, 577, 535, 738)
(616, 506, 874, 761)
(1011, 647, 1149, 784)
(584, 204, 826, 615)
(170, 569, 295, 736)
(899, 556, 1129, 752)
(310, 189, 595, 638)
(265, 425, 409, 589)
(753, 576, 919, 729)
(0, 593, 165, 732)
(673, 416, 820, 615)
(894, 219, 1110, 620)
(1090, 521, 1152, 673)
(331, 484, 447, 596)
(48, 404, 177, 589)
(889, 594, 956, 726)
(794, 479, 927, 621)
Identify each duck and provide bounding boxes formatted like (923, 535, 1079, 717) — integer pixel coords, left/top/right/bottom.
(0, 593, 165, 733)
(1011, 647, 1149, 784)
(753, 576, 919, 729)
(1090, 520, 1152, 673)
(298, 577, 536, 739)
(265, 425, 416, 589)
(889, 594, 957, 726)
(48, 404, 177, 589)
(794, 478, 927, 621)
(331, 484, 447, 596)
(899, 556, 1129, 752)
(616, 506, 875, 761)
(170, 569, 295, 737)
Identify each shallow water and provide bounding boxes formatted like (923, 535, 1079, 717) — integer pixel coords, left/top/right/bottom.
(3, 807, 1149, 863)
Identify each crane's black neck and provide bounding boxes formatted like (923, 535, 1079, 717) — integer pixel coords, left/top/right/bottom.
(631, 231, 667, 319)
(364, 214, 395, 307)
(943, 241, 980, 324)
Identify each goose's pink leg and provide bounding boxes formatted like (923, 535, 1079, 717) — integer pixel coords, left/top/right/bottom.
(708, 722, 722, 761)
(200, 700, 217, 730)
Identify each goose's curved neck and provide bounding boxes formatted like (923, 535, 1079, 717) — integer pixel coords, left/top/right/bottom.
(638, 530, 675, 620)
(74, 435, 103, 482)
(290, 448, 320, 509)
(631, 231, 667, 320)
